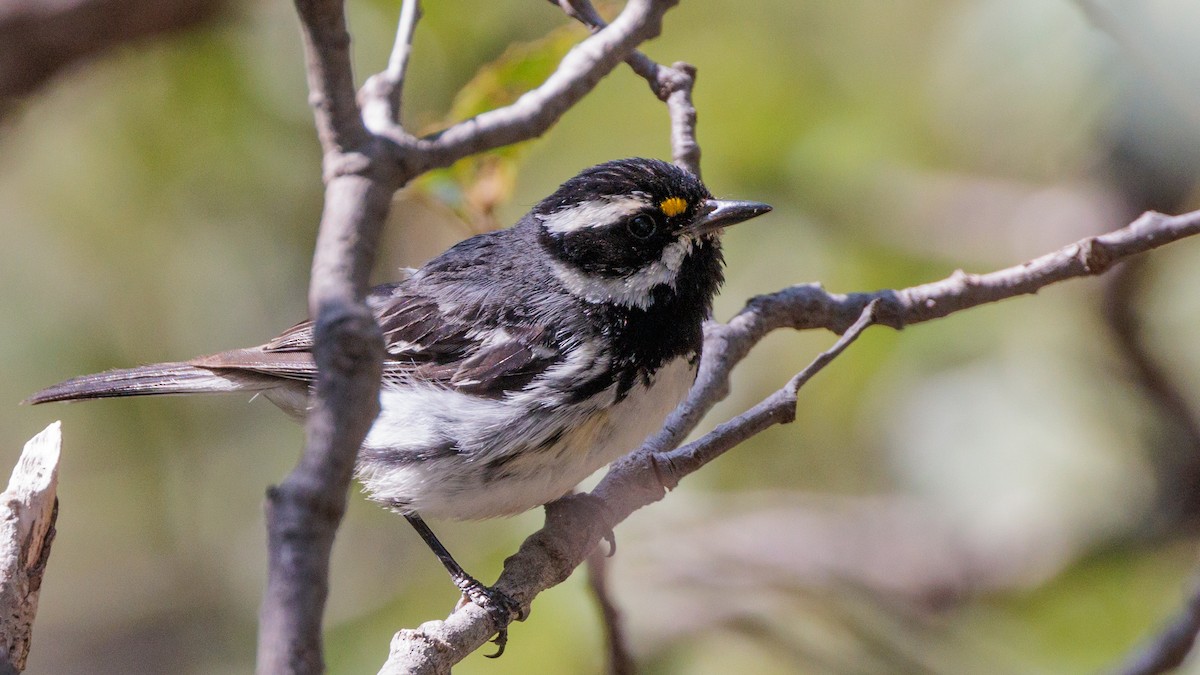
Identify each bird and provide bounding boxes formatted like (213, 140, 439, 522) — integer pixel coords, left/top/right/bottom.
(28, 157, 771, 653)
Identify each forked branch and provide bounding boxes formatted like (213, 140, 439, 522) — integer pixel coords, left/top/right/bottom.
(267, 0, 688, 673)
(380, 206, 1200, 671)
(553, 0, 700, 174)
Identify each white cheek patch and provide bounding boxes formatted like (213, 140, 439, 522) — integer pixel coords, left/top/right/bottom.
(549, 236, 696, 309)
(539, 196, 649, 234)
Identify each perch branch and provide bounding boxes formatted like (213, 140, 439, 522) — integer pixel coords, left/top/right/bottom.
(380, 302, 877, 672)
(379, 207, 1200, 670)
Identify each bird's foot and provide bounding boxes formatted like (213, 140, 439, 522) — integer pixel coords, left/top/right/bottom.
(454, 576, 525, 658)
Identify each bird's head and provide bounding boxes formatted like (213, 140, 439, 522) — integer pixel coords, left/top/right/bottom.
(532, 158, 771, 309)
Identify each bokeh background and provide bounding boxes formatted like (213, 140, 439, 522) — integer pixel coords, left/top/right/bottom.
(3, 0, 1200, 672)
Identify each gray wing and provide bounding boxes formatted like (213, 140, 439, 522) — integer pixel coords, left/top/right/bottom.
(30, 234, 567, 404)
(196, 283, 563, 399)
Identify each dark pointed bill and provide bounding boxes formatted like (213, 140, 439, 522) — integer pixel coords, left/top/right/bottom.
(689, 199, 773, 235)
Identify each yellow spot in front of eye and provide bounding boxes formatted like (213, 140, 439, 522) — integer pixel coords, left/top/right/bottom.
(659, 197, 688, 217)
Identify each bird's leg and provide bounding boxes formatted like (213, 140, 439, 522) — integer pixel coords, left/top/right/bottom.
(403, 513, 524, 657)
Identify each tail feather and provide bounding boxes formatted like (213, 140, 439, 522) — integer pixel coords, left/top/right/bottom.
(25, 362, 269, 405)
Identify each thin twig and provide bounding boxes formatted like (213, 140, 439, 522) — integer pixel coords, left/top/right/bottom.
(660, 62, 700, 176)
(586, 549, 637, 675)
(385, 0, 421, 108)
(383, 301, 879, 671)
(361, 0, 423, 134)
(652, 300, 878, 486)
(553, 0, 700, 174)
(405, 0, 678, 174)
(552, 0, 661, 89)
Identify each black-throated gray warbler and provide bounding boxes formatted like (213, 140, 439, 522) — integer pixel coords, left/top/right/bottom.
(29, 157, 771, 650)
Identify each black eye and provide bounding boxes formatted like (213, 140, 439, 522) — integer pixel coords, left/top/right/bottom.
(626, 214, 657, 239)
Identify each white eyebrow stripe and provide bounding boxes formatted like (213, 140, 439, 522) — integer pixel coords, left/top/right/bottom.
(539, 196, 650, 234)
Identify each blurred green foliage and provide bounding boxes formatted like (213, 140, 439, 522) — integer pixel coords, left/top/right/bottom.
(3, 0, 1200, 673)
(416, 23, 584, 231)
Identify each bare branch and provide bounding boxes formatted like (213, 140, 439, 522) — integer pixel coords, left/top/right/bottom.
(0, 422, 61, 673)
(0, 0, 228, 106)
(361, 0, 423, 134)
(586, 549, 636, 675)
(659, 62, 699, 176)
(406, 0, 678, 174)
(553, 0, 700, 174)
(291, 0, 370, 163)
(552, 0, 661, 88)
(651, 300, 878, 487)
(757, 208, 1200, 330)
(644, 208, 1200, 463)
(258, 1, 395, 671)
(258, 181, 394, 673)
(384, 0, 422, 108)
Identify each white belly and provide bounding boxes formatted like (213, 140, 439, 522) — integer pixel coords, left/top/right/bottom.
(354, 356, 697, 520)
